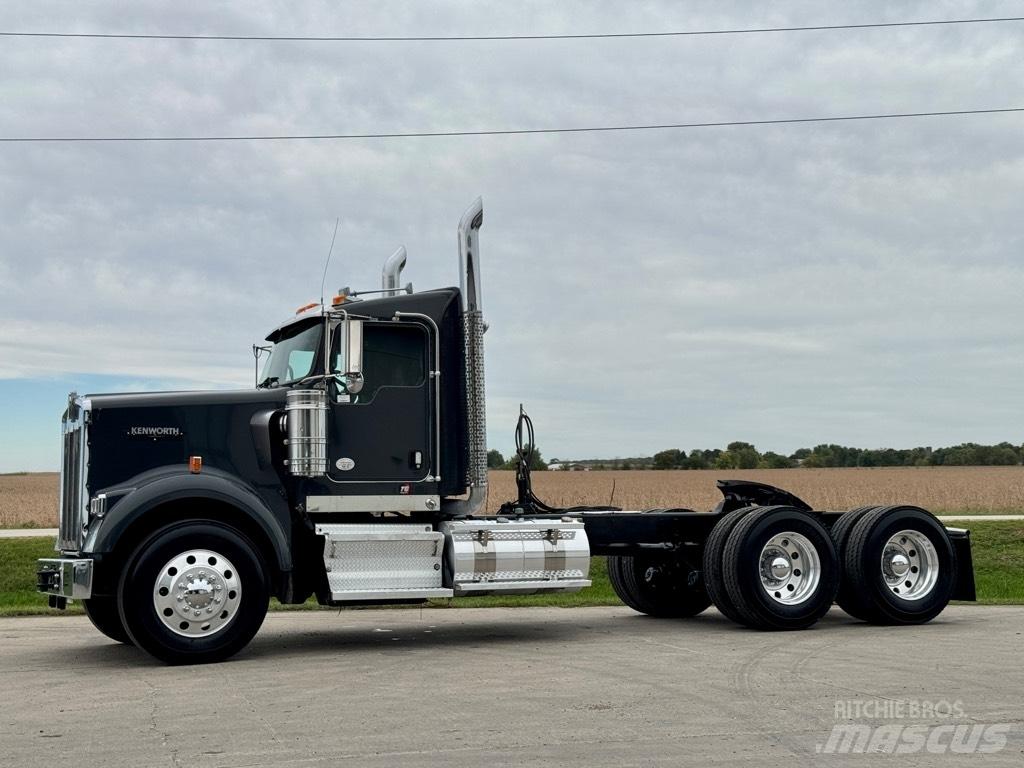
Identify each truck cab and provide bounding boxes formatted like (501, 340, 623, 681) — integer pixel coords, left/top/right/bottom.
(38, 199, 589, 663)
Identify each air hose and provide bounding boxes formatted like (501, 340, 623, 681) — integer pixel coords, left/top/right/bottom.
(498, 405, 620, 516)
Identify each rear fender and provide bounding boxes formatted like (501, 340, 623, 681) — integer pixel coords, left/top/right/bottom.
(714, 480, 813, 513)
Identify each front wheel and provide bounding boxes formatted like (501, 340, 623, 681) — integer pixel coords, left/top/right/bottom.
(82, 596, 133, 645)
(118, 521, 270, 664)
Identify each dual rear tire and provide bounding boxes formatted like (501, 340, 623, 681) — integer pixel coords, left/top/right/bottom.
(608, 505, 842, 629)
(705, 505, 839, 630)
(697, 504, 956, 630)
(832, 505, 955, 624)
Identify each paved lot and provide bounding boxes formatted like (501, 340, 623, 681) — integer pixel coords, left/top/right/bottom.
(2, 606, 1023, 767)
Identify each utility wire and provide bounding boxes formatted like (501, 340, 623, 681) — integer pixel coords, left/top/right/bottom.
(1, 107, 1021, 144)
(0, 16, 1022, 42)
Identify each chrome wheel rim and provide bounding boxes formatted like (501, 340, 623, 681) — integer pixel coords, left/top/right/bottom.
(759, 531, 821, 605)
(153, 549, 241, 638)
(881, 530, 938, 601)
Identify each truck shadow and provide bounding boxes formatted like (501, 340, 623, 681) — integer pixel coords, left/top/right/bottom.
(17, 606, 965, 669)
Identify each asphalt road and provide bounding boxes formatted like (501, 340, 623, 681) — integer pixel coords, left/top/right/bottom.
(2, 606, 1023, 767)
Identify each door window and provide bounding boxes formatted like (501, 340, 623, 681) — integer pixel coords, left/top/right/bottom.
(332, 323, 426, 401)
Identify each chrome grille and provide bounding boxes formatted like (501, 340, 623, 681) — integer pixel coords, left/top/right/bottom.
(57, 393, 89, 552)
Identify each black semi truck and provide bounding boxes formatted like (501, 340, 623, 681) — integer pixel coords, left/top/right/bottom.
(38, 199, 976, 664)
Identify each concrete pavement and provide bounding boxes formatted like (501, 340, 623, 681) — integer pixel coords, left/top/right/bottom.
(0, 528, 57, 538)
(2, 605, 1022, 767)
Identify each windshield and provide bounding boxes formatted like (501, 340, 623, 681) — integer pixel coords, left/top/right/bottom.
(258, 321, 322, 387)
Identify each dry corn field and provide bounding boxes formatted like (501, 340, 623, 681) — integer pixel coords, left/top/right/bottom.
(0, 473, 60, 528)
(2, 467, 1023, 529)
(485, 467, 1024, 516)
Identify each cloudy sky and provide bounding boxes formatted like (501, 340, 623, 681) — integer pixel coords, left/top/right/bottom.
(1, 1, 1022, 472)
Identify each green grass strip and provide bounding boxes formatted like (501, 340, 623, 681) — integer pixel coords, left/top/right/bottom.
(1, 521, 1019, 617)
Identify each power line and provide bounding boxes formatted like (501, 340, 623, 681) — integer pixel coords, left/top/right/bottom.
(2, 107, 1021, 144)
(0, 16, 1022, 42)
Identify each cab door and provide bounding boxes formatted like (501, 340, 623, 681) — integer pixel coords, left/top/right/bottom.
(326, 320, 433, 483)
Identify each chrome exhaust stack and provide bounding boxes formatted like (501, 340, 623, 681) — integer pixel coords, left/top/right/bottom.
(443, 197, 487, 517)
(381, 245, 408, 297)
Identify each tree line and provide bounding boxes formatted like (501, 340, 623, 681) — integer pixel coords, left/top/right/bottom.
(487, 442, 1024, 471)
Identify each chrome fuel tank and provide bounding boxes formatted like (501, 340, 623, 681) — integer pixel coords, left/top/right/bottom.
(440, 518, 591, 595)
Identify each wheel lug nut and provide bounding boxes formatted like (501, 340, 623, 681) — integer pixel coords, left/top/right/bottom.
(177, 595, 184, 601)
(194, 610, 201, 617)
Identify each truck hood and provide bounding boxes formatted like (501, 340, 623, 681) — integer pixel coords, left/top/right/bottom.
(84, 388, 289, 493)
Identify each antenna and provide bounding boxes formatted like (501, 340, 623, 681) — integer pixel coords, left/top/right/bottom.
(319, 217, 340, 308)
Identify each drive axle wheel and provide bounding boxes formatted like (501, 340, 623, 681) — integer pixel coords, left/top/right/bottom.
(829, 506, 881, 620)
(722, 506, 839, 630)
(608, 554, 711, 618)
(118, 521, 269, 664)
(842, 506, 955, 625)
(702, 505, 758, 624)
(82, 596, 133, 645)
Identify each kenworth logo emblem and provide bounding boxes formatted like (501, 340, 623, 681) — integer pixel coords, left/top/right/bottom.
(128, 426, 184, 439)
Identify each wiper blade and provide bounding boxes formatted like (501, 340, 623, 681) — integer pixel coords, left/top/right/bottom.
(256, 376, 279, 389)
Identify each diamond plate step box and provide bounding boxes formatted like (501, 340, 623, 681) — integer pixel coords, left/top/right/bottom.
(316, 523, 453, 601)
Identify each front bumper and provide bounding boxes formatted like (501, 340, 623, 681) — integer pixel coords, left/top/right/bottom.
(37, 558, 93, 600)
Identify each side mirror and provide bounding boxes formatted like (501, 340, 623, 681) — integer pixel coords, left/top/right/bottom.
(338, 318, 364, 394)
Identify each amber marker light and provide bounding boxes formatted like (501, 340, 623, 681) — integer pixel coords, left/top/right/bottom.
(189, 456, 203, 474)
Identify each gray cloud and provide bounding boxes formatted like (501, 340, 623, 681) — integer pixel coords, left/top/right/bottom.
(1, 0, 1022, 458)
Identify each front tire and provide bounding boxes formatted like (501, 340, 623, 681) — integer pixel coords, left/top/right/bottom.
(118, 521, 270, 664)
(82, 596, 133, 645)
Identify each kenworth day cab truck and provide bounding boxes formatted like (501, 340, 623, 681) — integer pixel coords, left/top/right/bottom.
(38, 199, 976, 664)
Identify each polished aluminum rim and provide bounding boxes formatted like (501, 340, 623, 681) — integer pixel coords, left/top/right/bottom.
(881, 530, 938, 601)
(759, 531, 821, 605)
(153, 549, 241, 638)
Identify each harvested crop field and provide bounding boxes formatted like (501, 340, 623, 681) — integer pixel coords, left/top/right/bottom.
(2, 467, 1023, 529)
(484, 467, 1024, 515)
(0, 474, 58, 529)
